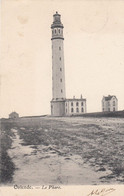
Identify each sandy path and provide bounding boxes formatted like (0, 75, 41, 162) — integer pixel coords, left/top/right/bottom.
(7, 128, 112, 185)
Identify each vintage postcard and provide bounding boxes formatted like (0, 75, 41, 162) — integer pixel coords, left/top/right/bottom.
(0, 0, 124, 195)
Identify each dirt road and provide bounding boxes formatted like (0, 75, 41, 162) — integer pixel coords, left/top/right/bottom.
(7, 117, 124, 185)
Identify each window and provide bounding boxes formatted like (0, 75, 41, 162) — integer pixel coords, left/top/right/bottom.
(55, 29, 56, 34)
(59, 29, 60, 33)
(76, 102, 79, 106)
(61, 89, 63, 93)
(113, 107, 115, 111)
(60, 68, 62, 71)
(60, 57, 61, 60)
(59, 47, 61, 50)
(103, 108, 104, 111)
(108, 102, 110, 106)
(76, 108, 79, 113)
(108, 108, 110, 112)
(71, 102, 73, 106)
(113, 101, 115, 106)
(71, 108, 73, 113)
(81, 102, 83, 106)
(81, 108, 84, 112)
(60, 79, 62, 82)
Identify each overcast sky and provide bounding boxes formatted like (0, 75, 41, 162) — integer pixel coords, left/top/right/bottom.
(1, 0, 124, 118)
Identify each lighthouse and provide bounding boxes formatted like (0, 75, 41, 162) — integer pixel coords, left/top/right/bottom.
(51, 12, 66, 116)
(50, 12, 87, 116)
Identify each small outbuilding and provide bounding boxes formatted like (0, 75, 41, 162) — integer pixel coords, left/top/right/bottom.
(9, 112, 19, 119)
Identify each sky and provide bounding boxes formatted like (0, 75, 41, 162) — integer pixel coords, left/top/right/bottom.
(0, 0, 124, 118)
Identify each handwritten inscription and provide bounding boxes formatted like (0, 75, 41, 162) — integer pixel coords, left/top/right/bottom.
(87, 188, 116, 196)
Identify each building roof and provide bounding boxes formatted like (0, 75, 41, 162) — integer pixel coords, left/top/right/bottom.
(103, 95, 117, 101)
(66, 98, 86, 101)
(9, 111, 18, 115)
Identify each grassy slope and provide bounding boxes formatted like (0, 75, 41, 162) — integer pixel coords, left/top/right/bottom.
(0, 122, 15, 184)
(15, 117, 124, 183)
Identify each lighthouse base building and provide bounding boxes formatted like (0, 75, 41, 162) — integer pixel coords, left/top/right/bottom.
(51, 12, 87, 116)
(51, 99, 66, 116)
(65, 96, 86, 116)
(51, 96, 86, 117)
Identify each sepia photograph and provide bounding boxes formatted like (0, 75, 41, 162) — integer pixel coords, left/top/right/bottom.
(0, 0, 124, 195)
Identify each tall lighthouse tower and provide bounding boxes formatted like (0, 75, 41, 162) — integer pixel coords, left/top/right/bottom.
(51, 12, 66, 116)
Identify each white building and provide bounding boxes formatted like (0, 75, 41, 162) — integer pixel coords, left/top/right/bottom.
(51, 12, 87, 116)
(102, 95, 118, 112)
(65, 96, 86, 115)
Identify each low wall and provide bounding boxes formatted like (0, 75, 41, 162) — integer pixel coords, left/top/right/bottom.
(71, 110, 124, 118)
